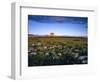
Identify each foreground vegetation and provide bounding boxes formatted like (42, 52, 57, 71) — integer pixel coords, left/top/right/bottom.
(28, 36, 88, 66)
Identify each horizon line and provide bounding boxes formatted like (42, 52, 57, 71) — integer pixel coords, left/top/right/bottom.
(28, 34, 87, 37)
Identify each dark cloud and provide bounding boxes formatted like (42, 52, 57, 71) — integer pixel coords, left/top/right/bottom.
(28, 15, 88, 24)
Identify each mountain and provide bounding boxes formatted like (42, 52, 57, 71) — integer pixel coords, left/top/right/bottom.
(28, 34, 87, 38)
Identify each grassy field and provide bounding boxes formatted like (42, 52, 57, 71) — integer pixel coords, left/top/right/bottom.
(28, 36, 88, 66)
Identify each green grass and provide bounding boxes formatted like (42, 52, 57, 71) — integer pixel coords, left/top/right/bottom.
(28, 36, 88, 66)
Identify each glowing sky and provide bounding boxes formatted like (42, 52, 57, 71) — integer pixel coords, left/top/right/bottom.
(28, 15, 88, 37)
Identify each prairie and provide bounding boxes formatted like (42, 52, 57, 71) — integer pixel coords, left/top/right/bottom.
(28, 36, 88, 66)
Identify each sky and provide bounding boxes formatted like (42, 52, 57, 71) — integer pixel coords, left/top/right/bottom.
(28, 15, 88, 37)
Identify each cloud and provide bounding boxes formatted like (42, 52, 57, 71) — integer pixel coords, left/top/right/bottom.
(28, 15, 88, 24)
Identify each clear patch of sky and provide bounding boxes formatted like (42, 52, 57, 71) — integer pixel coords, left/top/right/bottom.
(28, 15, 88, 37)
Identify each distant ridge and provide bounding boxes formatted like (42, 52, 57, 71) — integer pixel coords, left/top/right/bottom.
(28, 34, 87, 38)
(28, 34, 48, 37)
